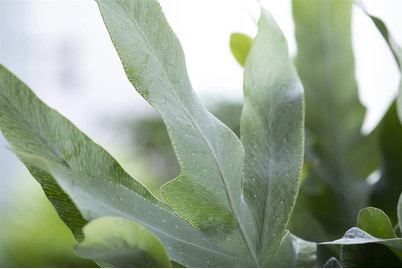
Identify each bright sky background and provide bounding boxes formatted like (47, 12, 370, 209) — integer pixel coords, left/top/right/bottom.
(0, 0, 401, 191)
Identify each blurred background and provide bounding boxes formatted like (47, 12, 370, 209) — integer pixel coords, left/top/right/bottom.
(0, 0, 401, 267)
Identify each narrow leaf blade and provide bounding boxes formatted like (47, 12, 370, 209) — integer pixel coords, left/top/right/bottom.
(96, 0, 245, 233)
(95, 0, 257, 265)
(241, 8, 304, 266)
(0, 64, 160, 240)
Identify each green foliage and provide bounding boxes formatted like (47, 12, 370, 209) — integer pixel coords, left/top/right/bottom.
(291, 0, 370, 240)
(322, 195, 402, 267)
(0, 175, 95, 267)
(1, 0, 402, 267)
(0, 0, 312, 267)
(228, 2, 402, 267)
(241, 8, 304, 266)
(230, 33, 253, 67)
(357, 208, 396, 239)
(75, 217, 172, 268)
(356, 1, 402, 124)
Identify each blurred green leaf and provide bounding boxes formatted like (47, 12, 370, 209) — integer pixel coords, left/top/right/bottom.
(291, 0, 371, 240)
(230, 33, 253, 67)
(75, 217, 172, 268)
(0, 175, 95, 267)
(370, 102, 402, 222)
(357, 1, 402, 123)
(357, 207, 396, 239)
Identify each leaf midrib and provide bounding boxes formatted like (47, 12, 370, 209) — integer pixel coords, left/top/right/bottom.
(0, 91, 71, 169)
(114, 2, 259, 266)
(63, 172, 253, 267)
(0, 79, 252, 266)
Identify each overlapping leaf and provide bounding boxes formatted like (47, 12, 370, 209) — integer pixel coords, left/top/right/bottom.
(240, 8, 304, 266)
(322, 199, 402, 267)
(0, 63, 257, 267)
(0, 0, 308, 267)
(0, 63, 163, 241)
(96, 0, 245, 235)
(95, 0, 260, 265)
(322, 227, 402, 267)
